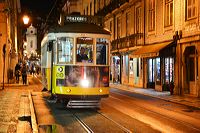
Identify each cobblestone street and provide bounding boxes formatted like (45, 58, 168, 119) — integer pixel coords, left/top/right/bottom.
(0, 88, 32, 132)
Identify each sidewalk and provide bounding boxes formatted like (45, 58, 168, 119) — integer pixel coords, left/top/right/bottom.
(3, 76, 30, 87)
(0, 75, 36, 133)
(110, 83, 200, 109)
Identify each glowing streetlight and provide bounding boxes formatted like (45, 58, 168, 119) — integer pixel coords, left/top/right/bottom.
(23, 15, 29, 25)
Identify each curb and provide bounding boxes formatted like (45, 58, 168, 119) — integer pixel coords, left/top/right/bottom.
(29, 91, 38, 133)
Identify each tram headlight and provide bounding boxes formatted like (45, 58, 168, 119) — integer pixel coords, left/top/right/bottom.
(58, 67, 63, 72)
(99, 89, 102, 93)
(66, 88, 71, 93)
(80, 79, 89, 87)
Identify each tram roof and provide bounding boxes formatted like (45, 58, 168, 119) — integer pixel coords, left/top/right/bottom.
(46, 23, 110, 35)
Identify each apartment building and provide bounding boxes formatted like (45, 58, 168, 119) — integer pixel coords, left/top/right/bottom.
(65, 0, 200, 97)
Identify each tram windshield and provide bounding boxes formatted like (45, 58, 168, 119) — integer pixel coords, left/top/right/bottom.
(76, 37, 93, 63)
(56, 36, 109, 65)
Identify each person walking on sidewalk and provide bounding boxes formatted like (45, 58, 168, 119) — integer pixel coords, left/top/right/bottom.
(15, 63, 21, 83)
(21, 63, 27, 85)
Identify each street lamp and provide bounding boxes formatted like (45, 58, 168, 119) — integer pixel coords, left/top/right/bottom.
(23, 15, 30, 25)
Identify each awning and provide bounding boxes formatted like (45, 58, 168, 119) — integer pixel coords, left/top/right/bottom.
(131, 42, 174, 58)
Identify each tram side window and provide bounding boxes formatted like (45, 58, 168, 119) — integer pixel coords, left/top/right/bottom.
(41, 44, 47, 67)
(57, 37, 74, 63)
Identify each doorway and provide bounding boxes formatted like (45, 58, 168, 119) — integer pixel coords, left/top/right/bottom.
(184, 46, 198, 95)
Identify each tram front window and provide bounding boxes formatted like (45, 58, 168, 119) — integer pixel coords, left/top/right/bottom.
(77, 45, 93, 63)
(57, 37, 74, 63)
(76, 37, 93, 63)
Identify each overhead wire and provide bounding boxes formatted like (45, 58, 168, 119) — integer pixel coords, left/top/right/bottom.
(44, 0, 58, 27)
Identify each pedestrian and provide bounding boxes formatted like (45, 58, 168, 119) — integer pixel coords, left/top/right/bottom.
(21, 64, 27, 85)
(15, 63, 21, 83)
(31, 64, 35, 75)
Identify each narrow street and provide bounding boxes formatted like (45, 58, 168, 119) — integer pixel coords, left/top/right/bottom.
(29, 76, 200, 133)
(1, 75, 200, 132)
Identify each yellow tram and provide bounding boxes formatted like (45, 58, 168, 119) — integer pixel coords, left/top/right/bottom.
(41, 16, 110, 108)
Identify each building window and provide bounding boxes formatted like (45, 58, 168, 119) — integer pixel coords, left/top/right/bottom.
(117, 17, 121, 39)
(136, 6, 142, 33)
(98, 0, 100, 11)
(186, 0, 197, 20)
(86, 6, 88, 15)
(164, 0, 173, 27)
(136, 58, 140, 77)
(30, 40, 33, 48)
(90, 2, 92, 15)
(94, 0, 96, 14)
(148, 0, 155, 31)
(126, 12, 131, 36)
(110, 20, 112, 33)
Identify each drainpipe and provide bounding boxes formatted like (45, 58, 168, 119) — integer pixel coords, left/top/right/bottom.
(143, 0, 146, 88)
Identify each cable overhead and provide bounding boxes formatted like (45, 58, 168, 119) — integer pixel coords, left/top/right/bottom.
(44, 0, 58, 27)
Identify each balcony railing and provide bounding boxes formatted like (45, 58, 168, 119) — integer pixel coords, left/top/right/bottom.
(95, 0, 129, 16)
(111, 33, 143, 51)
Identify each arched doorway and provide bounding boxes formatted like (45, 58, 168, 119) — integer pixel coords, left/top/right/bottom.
(183, 46, 198, 96)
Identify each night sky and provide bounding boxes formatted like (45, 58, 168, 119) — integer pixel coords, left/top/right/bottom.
(20, 0, 56, 16)
(20, 0, 65, 29)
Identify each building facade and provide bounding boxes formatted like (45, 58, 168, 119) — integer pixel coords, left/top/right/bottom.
(0, 0, 20, 84)
(66, 0, 200, 97)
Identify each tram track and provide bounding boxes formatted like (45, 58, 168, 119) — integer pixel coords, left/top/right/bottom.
(67, 108, 132, 133)
(108, 91, 200, 133)
(70, 110, 94, 133)
(96, 110, 132, 133)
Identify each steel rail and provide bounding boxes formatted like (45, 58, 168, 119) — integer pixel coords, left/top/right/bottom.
(96, 110, 132, 133)
(110, 91, 200, 132)
(71, 111, 94, 133)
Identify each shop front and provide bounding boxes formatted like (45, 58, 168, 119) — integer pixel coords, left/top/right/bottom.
(131, 42, 176, 92)
(111, 55, 121, 83)
(182, 45, 199, 96)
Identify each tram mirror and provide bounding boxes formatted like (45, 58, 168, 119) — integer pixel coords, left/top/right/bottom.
(47, 41, 53, 51)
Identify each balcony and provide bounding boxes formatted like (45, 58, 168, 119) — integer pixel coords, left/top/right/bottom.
(95, 0, 129, 16)
(111, 33, 143, 51)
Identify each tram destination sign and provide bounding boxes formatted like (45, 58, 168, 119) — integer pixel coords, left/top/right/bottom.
(64, 15, 103, 25)
(65, 16, 87, 23)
